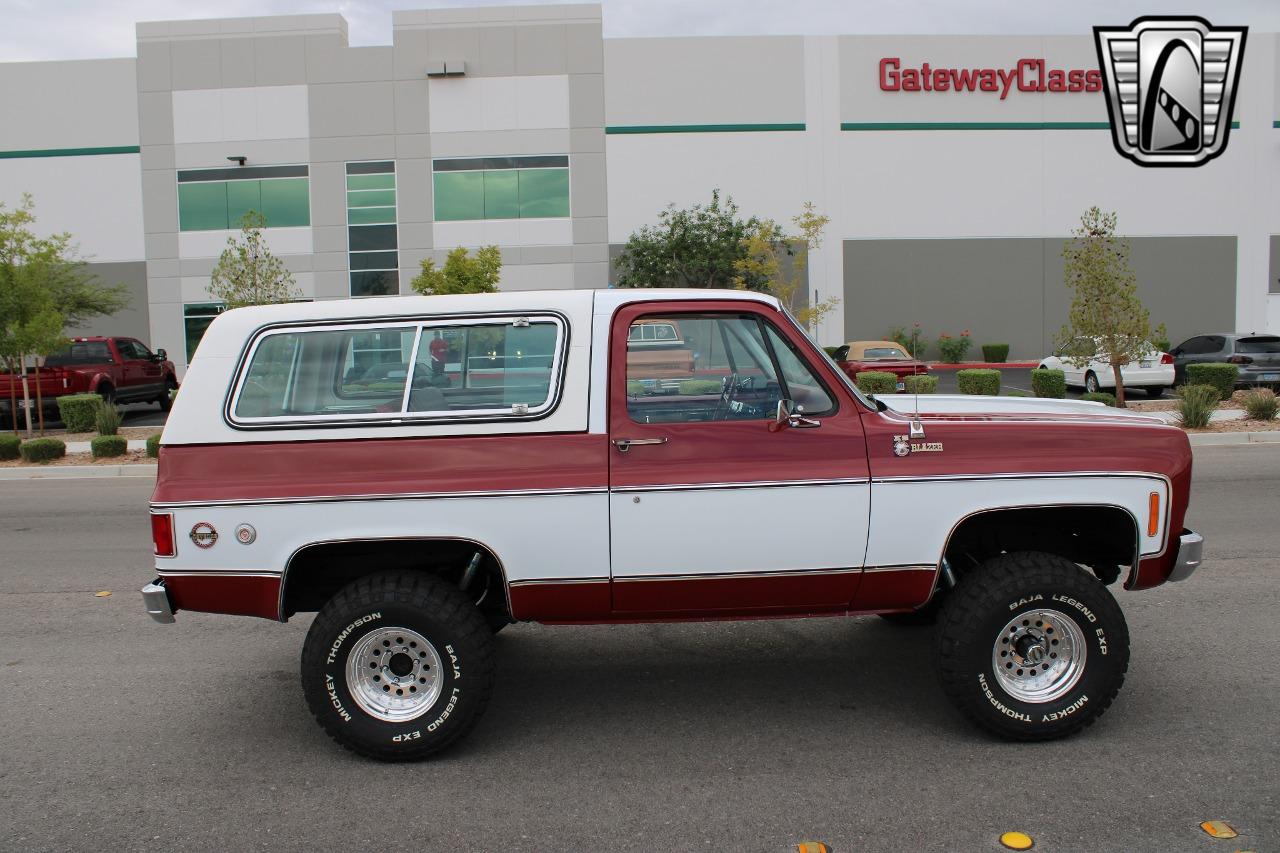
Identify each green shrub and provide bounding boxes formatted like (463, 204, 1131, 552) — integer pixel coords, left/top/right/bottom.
(1176, 384, 1219, 428)
(1185, 363, 1238, 401)
(1242, 387, 1278, 421)
(678, 379, 723, 395)
(91, 435, 127, 459)
(146, 433, 163, 458)
(95, 401, 123, 436)
(936, 331, 973, 363)
(956, 368, 1000, 396)
(1031, 368, 1066, 399)
(1082, 391, 1117, 407)
(887, 324, 926, 359)
(901, 374, 938, 394)
(980, 343, 1010, 363)
(0, 433, 20, 460)
(56, 394, 102, 432)
(19, 437, 66, 463)
(855, 371, 898, 395)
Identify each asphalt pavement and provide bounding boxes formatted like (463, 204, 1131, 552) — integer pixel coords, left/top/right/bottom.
(930, 367, 1169, 399)
(0, 446, 1276, 851)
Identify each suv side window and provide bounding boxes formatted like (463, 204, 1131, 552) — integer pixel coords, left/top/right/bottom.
(624, 313, 834, 425)
(231, 316, 565, 425)
(116, 340, 146, 360)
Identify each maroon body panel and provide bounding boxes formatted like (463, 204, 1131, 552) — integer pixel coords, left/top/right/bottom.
(850, 568, 938, 612)
(508, 580, 610, 621)
(153, 432, 610, 504)
(612, 571, 860, 614)
(165, 574, 280, 620)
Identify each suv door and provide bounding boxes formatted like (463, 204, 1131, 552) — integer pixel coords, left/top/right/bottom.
(607, 301, 871, 615)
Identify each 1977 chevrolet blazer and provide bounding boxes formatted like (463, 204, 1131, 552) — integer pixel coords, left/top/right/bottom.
(142, 289, 1201, 760)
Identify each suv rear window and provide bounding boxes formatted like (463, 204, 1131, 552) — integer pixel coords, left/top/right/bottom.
(230, 315, 564, 425)
(1237, 336, 1280, 353)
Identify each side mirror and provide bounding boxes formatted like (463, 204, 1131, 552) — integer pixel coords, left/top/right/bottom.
(155, 348, 167, 361)
(832, 345, 850, 361)
(770, 398, 820, 432)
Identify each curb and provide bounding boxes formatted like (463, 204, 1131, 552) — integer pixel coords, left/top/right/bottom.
(0, 463, 157, 480)
(1188, 431, 1280, 446)
(927, 362, 1039, 370)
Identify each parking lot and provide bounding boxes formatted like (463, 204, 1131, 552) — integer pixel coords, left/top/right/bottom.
(1, 444, 1277, 852)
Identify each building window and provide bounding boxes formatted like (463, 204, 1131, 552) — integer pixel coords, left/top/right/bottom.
(183, 302, 226, 362)
(347, 161, 399, 297)
(432, 156, 570, 222)
(177, 165, 310, 231)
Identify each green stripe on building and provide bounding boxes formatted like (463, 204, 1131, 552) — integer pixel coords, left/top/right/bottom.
(0, 145, 140, 159)
(842, 120, 1242, 131)
(606, 123, 805, 134)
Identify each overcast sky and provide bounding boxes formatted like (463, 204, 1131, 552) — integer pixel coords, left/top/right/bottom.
(3, 0, 1280, 62)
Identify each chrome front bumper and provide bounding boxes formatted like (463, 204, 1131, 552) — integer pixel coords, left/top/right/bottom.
(141, 578, 176, 624)
(1167, 530, 1204, 582)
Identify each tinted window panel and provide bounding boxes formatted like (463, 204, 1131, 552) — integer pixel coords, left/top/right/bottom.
(348, 207, 397, 225)
(433, 172, 484, 221)
(1237, 337, 1280, 353)
(518, 168, 570, 218)
(46, 342, 112, 366)
(483, 170, 520, 219)
(348, 225, 398, 252)
(225, 180, 261, 226)
(178, 182, 228, 231)
(347, 189, 396, 208)
(350, 270, 399, 297)
(349, 251, 399, 271)
(260, 178, 310, 227)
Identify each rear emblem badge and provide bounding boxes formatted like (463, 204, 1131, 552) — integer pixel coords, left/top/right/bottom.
(190, 522, 218, 549)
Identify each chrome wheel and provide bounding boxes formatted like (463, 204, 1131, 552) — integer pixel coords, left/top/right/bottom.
(991, 608, 1087, 704)
(346, 626, 443, 722)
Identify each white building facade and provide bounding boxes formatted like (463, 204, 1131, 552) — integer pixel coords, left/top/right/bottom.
(1, 6, 1277, 372)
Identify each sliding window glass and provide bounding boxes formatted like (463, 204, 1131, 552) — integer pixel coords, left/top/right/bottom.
(346, 161, 400, 297)
(176, 165, 310, 231)
(183, 303, 226, 363)
(432, 156, 570, 222)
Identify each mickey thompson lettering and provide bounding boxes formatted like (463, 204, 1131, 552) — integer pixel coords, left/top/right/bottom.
(327, 612, 382, 664)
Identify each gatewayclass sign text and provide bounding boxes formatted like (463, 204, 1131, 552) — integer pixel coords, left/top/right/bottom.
(879, 58, 1104, 99)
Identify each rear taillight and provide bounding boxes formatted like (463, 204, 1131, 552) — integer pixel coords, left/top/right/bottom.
(1227, 354, 1253, 364)
(1159, 353, 1174, 365)
(152, 513, 176, 557)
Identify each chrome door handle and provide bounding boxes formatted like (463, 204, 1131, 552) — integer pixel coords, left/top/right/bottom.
(612, 437, 669, 452)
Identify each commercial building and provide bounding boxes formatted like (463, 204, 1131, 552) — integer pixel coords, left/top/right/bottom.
(1, 4, 1278, 373)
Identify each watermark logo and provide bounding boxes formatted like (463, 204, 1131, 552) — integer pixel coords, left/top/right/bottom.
(1094, 16, 1247, 167)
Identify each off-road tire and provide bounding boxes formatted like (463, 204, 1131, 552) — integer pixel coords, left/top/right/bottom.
(1143, 386, 1168, 398)
(159, 378, 178, 411)
(301, 571, 495, 761)
(1084, 372, 1100, 394)
(936, 551, 1129, 741)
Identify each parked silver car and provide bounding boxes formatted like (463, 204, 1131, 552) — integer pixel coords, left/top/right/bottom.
(1171, 333, 1280, 387)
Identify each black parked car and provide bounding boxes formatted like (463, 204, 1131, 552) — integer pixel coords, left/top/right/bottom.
(1170, 333, 1280, 387)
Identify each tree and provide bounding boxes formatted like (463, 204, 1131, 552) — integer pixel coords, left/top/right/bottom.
(0, 194, 120, 434)
(1058, 207, 1153, 407)
(615, 190, 767, 290)
(733, 202, 839, 330)
(410, 246, 501, 295)
(208, 211, 301, 309)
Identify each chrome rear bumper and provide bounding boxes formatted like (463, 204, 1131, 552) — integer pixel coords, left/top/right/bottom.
(1167, 530, 1204, 582)
(141, 578, 176, 624)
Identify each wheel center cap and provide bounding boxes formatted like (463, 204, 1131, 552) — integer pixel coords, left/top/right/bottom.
(1015, 634, 1047, 665)
(387, 652, 414, 677)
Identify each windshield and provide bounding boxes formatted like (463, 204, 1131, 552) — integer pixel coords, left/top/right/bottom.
(864, 346, 909, 360)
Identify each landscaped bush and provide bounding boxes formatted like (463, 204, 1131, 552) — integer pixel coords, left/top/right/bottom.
(1176, 384, 1219, 428)
(855, 371, 897, 395)
(1082, 391, 1117, 407)
(20, 437, 66, 463)
(1242, 387, 1279, 421)
(936, 330, 973, 364)
(95, 401, 123, 436)
(981, 343, 1010, 363)
(91, 435, 128, 459)
(0, 433, 20, 460)
(678, 379, 723, 395)
(146, 433, 163, 458)
(901, 374, 938, 394)
(1031, 368, 1066, 398)
(1185, 363, 1239, 401)
(956, 368, 1000, 396)
(56, 394, 102, 432)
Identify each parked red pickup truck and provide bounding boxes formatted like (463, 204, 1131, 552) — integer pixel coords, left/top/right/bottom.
(0, 336, 178, 419)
